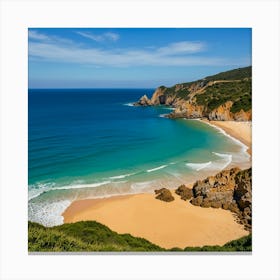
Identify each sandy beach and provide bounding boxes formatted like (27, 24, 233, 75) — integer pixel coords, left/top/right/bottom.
(208, 120, 252, 155)
(63, 190, 248, 249)
(63, 120, 252, 249)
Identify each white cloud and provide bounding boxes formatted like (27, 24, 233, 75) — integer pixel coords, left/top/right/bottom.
(28, 31, 246, 67)
(29, 42, 230, 67)
(76, 31, 119, 42)
(158, 41, 205, 55)
(28, 30, 74, 45)
(28, 30, 50, 41)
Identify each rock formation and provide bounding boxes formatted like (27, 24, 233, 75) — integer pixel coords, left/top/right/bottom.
(154, 188, 175, 202)
(190, 167, 252, 231)
(175, 185, 193, 200)
(133, 94, 151, 106)
(134, 66, 252, 121)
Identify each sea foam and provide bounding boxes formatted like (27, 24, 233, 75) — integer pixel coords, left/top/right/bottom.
(146, 165, 168, 172)
(28, 180, 112, 201)
(196, 119, 249, 154)
(109, 173, 135, 179)
(123, 102, 134, 107)
(131, 181, 155, 190)
(186, 161, 212, 171)
(212, 152, 233, 170)
(28, 200, 71, 227)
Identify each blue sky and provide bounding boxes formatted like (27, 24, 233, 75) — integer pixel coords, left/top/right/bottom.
(28, 28, 251, 88)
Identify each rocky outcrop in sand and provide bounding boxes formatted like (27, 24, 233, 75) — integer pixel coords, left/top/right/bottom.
(190, 167, 252, 231)
(175, 185, 193, 200)
(154, 188, 175, 202)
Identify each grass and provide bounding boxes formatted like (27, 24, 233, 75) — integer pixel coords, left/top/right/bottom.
(28, 221, 252, 252)
(28, 221, 164, 252)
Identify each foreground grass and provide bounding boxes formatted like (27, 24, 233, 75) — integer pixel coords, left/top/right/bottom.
(28, 221, 251, 252)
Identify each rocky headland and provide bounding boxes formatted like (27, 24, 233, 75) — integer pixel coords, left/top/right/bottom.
(134, 66, 252, 121)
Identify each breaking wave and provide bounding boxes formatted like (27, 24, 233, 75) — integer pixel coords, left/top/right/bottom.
(146, 165, 168, 172)
(186, 161, 212, 171)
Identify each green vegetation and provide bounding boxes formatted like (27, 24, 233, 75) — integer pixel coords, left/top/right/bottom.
(158, 66, 252, 113)
(195, 79, 251, 112)
(28, 221, 251, 252)
(204, 66, 252, 81)
(161, 85, 191, 100)
(28, 221, 164, 252)
(183, 234, 252, 252)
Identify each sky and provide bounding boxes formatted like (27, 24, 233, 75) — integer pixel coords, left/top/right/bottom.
(28, 28, 251, 89)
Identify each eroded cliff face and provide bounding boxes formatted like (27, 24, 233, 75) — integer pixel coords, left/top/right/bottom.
(134, 80, 252, 121)
(150, 87, 166, 105)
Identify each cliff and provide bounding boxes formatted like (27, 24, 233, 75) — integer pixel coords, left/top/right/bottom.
(134, 66, 252, 121)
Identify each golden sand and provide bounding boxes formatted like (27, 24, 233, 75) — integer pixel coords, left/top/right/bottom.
(63, 190, 248, 249)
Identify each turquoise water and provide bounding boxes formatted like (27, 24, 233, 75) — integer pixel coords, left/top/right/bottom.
(28, 89, 249, 226)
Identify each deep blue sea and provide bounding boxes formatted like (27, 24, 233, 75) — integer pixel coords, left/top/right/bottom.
(28, 88, 249, 226)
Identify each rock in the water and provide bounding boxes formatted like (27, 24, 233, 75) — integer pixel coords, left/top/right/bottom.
(134, 95, 151, 106)
(175, 185, 193, 200)
(154, 188, 174, 202)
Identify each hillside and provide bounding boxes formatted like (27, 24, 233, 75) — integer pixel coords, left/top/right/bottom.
(28, 220, 164, 252)
(28, 220, 251, 252)
(134, 66, 252, 121)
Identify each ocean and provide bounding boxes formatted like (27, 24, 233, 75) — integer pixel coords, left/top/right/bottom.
(28, 88, 250, 226)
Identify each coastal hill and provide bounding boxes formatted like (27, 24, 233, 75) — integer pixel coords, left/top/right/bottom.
(28, 221, 251, 252)
(134, 66, 252, 121)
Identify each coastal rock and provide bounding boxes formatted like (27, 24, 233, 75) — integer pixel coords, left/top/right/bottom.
(150, 87, 166, 105)
(190, 167, 252, 231)
(201, 199, 211, 208)
(192, 167, 240, 201)
(134, 95, 151, 106)
(154, 188, 174, 202)
(175, 185, 193, 200)
(135, 67, 252, 121)
(234, 168, 252, 210)
(210, 201, 222, 208)
(233, 168, 252, 227)
(190, 196, 203, 206)
(233, 109, 252, 121)
(208, 101, 233, 121)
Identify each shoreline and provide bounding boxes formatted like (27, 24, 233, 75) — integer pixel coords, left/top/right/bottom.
(62, 119, 252, 249)
(202, 119, 252, 156)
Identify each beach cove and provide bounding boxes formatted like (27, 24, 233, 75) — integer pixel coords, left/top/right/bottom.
(63, 120, 251, 249)
(28, 89, 251, 227)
